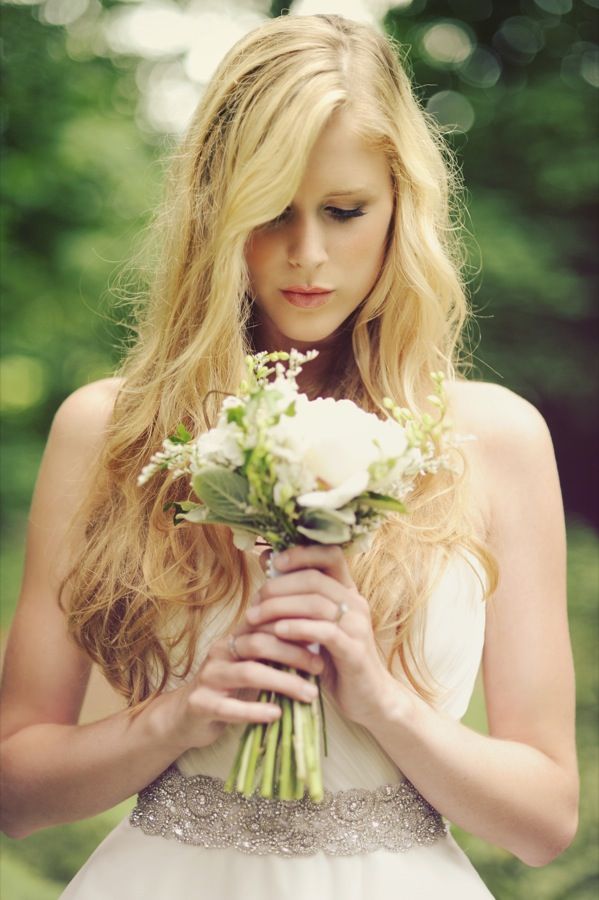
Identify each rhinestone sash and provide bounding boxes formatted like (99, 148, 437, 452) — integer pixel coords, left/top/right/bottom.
(129, 766, 447, 857)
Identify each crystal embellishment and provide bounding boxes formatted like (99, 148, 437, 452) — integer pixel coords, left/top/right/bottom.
(129, 767, 447, 856)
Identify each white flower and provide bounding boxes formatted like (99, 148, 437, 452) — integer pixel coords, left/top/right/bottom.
(194, 423, 245, 469)
(298, 470, 369, 509)
(269, 397, 411, 509)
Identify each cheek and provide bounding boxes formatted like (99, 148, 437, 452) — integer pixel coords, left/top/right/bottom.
(245, 236, 276, 287)
(338, 220, 388, 279)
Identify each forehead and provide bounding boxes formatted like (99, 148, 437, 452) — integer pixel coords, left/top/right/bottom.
(297, 108, 391, 196)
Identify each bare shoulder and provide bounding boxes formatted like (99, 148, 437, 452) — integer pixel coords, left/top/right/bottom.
(446, 379, 553, 459)
(35, 376, 126, 513)
(52, 376, 124, 441)
(444, 380, 558, 534)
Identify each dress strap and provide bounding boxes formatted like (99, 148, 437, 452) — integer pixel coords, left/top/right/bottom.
(129, 766, 447, 857)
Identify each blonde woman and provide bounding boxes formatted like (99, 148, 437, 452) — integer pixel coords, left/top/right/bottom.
(0, 14, 577, 899)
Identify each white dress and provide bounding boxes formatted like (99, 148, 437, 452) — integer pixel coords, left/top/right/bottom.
(61, 551, 494, 899)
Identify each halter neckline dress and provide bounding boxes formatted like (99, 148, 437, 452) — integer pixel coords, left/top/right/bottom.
(60, 550, 495, 899)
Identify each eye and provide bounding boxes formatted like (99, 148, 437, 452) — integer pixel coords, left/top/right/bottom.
(326, 206, 365, 222)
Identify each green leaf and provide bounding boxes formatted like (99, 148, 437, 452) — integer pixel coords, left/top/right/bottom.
(297, 509, 352, 544)
(177, 500, 201, 512)
(191, 469, 251, 521)
(169, 423, 192, 444)
(226, 406, 245, 426)
(359, 491, 408, 514)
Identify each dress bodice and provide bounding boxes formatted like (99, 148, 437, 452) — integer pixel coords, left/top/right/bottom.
(173, 549, 487, 789)
(61, 549, 495, 900)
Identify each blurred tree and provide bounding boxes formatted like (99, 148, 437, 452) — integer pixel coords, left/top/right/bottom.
(1, 2, 158, 531)
(0, 2, 597, 899)
(384, 0, 598, 525)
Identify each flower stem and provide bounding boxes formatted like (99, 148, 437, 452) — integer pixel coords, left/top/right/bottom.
(292, 695, 307, 783)
(242, 696, 268, 797)
(235, 723, 256, 793)
(259, 704, 281, 798)
(224, 723, 250, 793)
(304, 698, 323, 802)
(317, 675, 328, 757)
(279, 696, 293, 800)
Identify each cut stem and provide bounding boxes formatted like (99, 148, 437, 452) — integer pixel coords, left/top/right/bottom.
(260, 706, 281, 798)
(279, 696, 293, 801)
(224, 723, 250, 793)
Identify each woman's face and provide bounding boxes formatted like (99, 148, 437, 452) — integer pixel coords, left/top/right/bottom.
(245, 109, 394, 350)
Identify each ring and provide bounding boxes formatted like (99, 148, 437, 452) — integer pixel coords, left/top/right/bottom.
(228, 634, 242, 661)
(334, 601, 350, 623)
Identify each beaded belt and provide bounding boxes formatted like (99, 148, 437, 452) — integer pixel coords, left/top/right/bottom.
(129, 766, 447, 857)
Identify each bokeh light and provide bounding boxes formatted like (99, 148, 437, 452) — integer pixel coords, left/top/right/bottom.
(421, 20, 475, 68)
(493, 16, 545, 65)
(426, 89, 475, 132)
(0, 356, 48, 413)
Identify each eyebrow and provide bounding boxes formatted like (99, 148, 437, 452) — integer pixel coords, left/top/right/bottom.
(325, 188, 372, 198)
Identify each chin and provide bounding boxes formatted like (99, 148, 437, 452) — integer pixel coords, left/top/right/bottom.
(268, 310, 351, 347)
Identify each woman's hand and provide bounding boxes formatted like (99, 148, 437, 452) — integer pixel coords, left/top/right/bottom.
(165, 617, 323, 754)
(246, 544, 402, 729)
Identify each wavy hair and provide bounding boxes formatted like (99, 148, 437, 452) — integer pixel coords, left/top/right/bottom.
(61, 14, 497, 709)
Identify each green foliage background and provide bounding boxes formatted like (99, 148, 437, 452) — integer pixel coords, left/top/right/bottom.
(1, 1, 597, 897)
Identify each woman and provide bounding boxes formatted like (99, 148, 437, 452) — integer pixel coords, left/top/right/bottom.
(0, 14, 578, 899)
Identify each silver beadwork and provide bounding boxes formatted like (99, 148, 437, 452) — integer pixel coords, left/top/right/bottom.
(129, 767, 447, 856)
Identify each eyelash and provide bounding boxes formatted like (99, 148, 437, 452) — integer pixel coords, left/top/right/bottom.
(267, 206, 365, 227)
(327, 206, 365, 222)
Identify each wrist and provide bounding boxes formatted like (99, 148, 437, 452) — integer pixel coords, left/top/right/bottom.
(357, 673, 416, 735)
(144, 685, 192, 759)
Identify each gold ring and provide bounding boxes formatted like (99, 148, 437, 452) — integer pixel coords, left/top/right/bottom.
(334, 601, 350, 623)
(228, 634, 242, 661)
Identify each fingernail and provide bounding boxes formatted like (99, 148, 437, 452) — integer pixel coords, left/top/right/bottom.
(302, 686, 318, 701)
(274, 551, 288, 568)
(246, 607, 258, 622)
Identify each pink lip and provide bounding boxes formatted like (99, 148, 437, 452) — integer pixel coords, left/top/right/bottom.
(281, 286, 334, 308)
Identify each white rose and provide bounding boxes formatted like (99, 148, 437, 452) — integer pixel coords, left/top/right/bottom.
(269, 397, 410, 509)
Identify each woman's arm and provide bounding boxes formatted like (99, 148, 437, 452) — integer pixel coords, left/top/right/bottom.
(248, 383, 578, 867)
(1, 381, 315, 838)
(364, 383, 578, 866)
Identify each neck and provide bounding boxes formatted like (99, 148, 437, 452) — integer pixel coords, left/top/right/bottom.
(248, 317, 350, 400)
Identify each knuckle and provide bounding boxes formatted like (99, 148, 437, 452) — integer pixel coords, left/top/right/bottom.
(211, 696, 230, 720)
(243, 632, 267, 656)
(238, 661, 260, 686)
(307, 569, 323, 591)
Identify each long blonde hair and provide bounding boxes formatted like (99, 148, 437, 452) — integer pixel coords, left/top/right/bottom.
(62, 14, 496, 708)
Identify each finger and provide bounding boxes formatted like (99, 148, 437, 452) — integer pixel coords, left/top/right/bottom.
(271, 545, 354, 588)
(234, 630, 324, 675)
(204, 659, 319, 704)
(205, 694, 282, 724)
(247, 593, 338, 627)
(258, 569, 352, 606)
(272, 618, 354, 658)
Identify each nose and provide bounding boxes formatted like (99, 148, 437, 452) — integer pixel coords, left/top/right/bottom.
(287, 215, 328, 272)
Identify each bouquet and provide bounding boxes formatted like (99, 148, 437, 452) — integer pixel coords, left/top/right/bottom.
(139, 349, 454, 802)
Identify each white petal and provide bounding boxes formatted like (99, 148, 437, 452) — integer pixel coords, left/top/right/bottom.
(297, 470, 370, 509)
